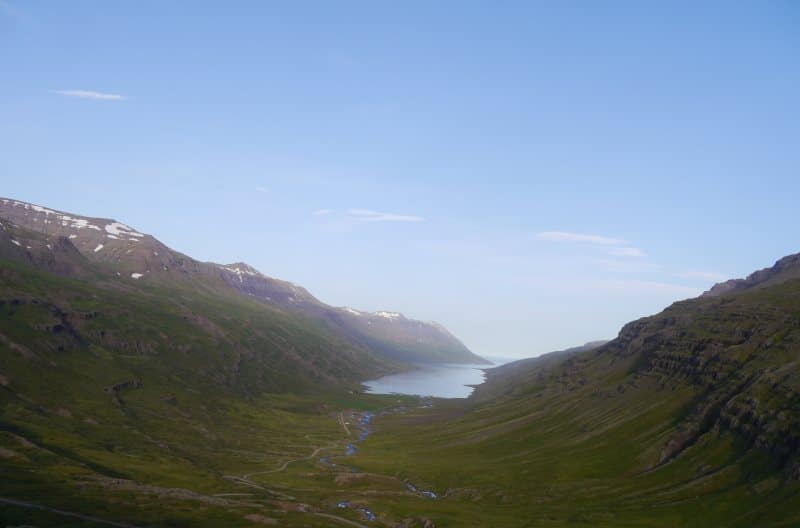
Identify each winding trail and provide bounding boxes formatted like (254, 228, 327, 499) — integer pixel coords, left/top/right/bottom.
(339, 411, 351, 436)
(243, 445, 330, 479)
(221, 475, 295, 500)
(223, 400, 438, 524)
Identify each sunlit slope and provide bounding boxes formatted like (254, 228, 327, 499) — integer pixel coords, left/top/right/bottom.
(352, 272, 800, 526)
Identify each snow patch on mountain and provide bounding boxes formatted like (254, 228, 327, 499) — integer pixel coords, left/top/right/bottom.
(223, 265, 259, 277)
(1, 199, 104, 231)
(105, 222, 144, 238)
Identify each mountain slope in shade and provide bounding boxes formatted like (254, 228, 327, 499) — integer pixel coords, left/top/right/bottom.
(0, 197, 483, 365)
(472, 264, 800, 476)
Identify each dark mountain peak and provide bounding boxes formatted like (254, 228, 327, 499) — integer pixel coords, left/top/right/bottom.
(702, 251, 800, 297)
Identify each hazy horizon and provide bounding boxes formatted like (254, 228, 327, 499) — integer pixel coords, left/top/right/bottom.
(2, 1, 798, 358)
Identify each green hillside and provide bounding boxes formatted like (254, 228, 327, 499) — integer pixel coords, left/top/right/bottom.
(347, 272, 800, 526)
(0, 247, 402, 527)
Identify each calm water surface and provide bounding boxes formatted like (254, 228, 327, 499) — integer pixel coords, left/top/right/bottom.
(363, 363, 493, 398)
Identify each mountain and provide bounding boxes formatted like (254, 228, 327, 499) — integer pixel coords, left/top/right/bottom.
(2, 201, 799, 526)
(476, 276, 800, 475)
(477, 340, 608, 400)
(0, 220, 397, 393)
(0, 197, 484, 366)
(330, 308, 486, 364)
(0, 225, 407, 526)
(346, 254, 800, 526)
(703, 252, 800, 297)
(0, 198, 481, 527)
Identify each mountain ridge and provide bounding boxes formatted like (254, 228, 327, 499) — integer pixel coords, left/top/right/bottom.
(703, 251, 800, 297)
(0, 196, 485, 365)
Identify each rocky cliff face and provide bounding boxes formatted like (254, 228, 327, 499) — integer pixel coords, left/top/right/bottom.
(605, 286, 800, 473)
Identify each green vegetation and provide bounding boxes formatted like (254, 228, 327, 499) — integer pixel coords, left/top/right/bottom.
(348, 276, 800, 527)
(0, 255, 401, 526)
(2, 231, 800, 526)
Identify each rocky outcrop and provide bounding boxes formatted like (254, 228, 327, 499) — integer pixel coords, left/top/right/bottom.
(104, 379, 143, 409)
(703, 252, 800, 297)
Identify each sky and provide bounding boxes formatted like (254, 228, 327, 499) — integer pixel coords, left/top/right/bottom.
(1, 1, 798, 358)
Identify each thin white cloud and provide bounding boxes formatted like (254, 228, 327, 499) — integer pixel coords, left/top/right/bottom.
(536, 231, 623, 245)
(347, 208, 424, 223)
(54, 90, 126, 101)
(677, 271, 729, 282)
(255, 186, 269, 193)
(312, 208, 334, 217)
(609, 247, 647, 258)
(537, 231, 648, 259)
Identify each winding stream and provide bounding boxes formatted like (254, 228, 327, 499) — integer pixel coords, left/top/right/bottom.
(324, 399, 438, 522)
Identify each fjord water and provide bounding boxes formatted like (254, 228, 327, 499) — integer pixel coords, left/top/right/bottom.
(363, 363, 492, 398)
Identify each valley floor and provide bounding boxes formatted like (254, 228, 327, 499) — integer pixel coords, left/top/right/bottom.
(2, 389, 799, 527)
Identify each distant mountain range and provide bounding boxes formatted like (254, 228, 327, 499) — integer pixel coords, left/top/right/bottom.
(0, 197, 486, 368)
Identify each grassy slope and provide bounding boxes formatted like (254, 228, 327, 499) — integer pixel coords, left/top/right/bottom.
(346, 279, 800, 527)
(2, 233, 799, 527)
(0, 257, 407, 527)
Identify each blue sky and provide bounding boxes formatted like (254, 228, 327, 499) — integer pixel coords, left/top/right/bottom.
(1, 1, 798, 358)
